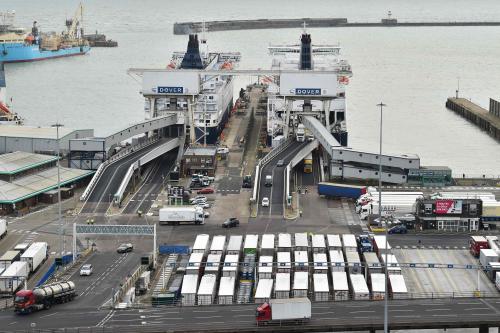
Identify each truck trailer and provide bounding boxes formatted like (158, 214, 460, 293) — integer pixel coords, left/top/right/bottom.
(318, 182, 367, 199)
(0, 261, 29, 296)
(0, 250, 21, 270)
(14, 281, 76, 314)
(159, 206, 205, 225)
(0, 219, 7, 239)
(470, 236, 489, 257)
(256, 298, 311, 325)
(20, 242, 48, 273)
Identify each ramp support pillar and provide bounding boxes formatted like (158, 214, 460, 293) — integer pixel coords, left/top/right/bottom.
(479, 325, 488, 333)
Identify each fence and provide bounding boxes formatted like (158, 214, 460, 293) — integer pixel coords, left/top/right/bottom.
(158, 245, 190, 255)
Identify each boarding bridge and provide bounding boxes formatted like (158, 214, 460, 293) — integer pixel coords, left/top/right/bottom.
(285, 139, 319, 199)
(302, 116, 420, 184)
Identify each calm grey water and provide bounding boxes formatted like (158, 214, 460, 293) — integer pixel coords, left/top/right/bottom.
(2, 0, 500, 175)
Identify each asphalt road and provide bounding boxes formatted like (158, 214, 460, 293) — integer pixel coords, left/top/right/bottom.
(2, 297, 500, 332)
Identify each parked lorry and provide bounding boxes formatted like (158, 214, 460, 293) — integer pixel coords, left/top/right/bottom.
(0, 250, 21, 270)
(20, 242, 48, 273)
(0, 261, 30, 296)
(296, 124, 305, 142)
(14, 281, 76, 314)
(135, 271, 151, 296)
(469, 236, 489, 258)
(318, 182, 367, 199)
(159, 206, 205, 225)
(242, 175, 252, 188)
(256, 298, 311, 325)
(0, 219, 7, 239)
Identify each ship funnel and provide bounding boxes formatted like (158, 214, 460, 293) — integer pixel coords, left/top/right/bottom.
(180, 34, 204, 69)
(300, 33, 312, 70)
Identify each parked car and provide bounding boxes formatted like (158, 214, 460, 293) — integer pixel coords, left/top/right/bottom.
(196, 203, 211, 209)
(197, 188, 215, 194)
(190, 196, 207, 203)
(117, 243, 134, 253)
(262, 197, 270, 207)
(204, 211, 210, 218)
(222, 218, 239, 228)
(80, 264, 93, 276)
(276, 159, 285, 167)
(388, 225, 407, 234)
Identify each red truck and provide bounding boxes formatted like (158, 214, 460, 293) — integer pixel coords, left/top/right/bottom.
(256, 298, 311, 325)
(14, 281, 76, 314)
(470, 236, 489, 257)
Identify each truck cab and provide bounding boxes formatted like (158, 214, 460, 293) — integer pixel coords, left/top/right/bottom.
(357, 235, 373, 252)
(296, 124, 305, 142)
(256, 302, 272, 323)
(242, 175, 252, 188)
(14, 290, 39, 313)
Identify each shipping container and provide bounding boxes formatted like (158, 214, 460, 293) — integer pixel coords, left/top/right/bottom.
(312, 234, 326, 253)
(258, 256, 273, 279)
(254, 279, 273, 303)
(0, 250, 21, 270)
(192, 234, 210, 253)
(218, 276, 236, 304)
(274, 273, 290, 299)
(186, 252, 204, 275)
(205, 254, 222, 276)
(20, 242, 48, 272)
(181, 274, 198, 306)
(0, 261, 30, 295)
(327, 234, 342, 250)
(363, 252, 382, 276)
(294, 251, 309, 271)
(350, 274, 370, 300)
(370, 273, 386, 300)
(342, 234, 358, 252)
(318, 182, 367, 199)
(293, 271, 309, 297)
(197, 274, 217, 305)
(373, 235, 392, 257)
(294, 233, 309, 251)
(260, 234, 275, 256)
(380, 254, 401, 275)
(210, 235, 226, 254)
(222, 254, 239, 277)
(329, 250, 345, 272)
(345, 251, 362, 274)
(277, 252, 291, 273)
(313, 253, 328, 273)
(313, 273, 329, 302)
(278, 233, 292, 252)
(331, 271, 349, 301)
(480, 249, 499, 268)
(244, 234, 259, 254)
(227, 235, 243, 255)
(389, 274, 408, 299)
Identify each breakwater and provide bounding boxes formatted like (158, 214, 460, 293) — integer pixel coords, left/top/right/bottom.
(173, 18, 500, 34)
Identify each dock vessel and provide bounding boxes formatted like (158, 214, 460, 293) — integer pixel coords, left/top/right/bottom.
(0, 62, 22, 125)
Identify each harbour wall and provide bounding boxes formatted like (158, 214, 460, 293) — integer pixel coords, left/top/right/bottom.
(446, 97, 500, 142)
(173, 18, 500, 34)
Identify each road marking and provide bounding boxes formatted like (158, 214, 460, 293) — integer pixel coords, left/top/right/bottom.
(458, 302, 481, 305)
(233, 314, 254, 317)
(471, 313, 495, 316)
(194, 316, 222, 319)
(350, 310, 375, 314)
(40, 312, 59, 318)
(315, 311, 336, 315)
(464, 308, 489, 311)
(391, 309, 413, 312)
(193, 310, 217, 313)
(432, 314, 457, 317)
(353, 316, 374, 319)
(8, 322, 17, 326)
(230, 308, 250, 312)
(426, 308, 450, 311)
(394, 315, 421, 318)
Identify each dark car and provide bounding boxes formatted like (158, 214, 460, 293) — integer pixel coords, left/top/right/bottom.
(222, 218, 240, 228)
(388, 225, 407, 234)
(117, 243, 134, 253)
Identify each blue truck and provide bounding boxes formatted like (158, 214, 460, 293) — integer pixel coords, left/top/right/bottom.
(317, 182, 367, 199)
(357, 235, 373, 253)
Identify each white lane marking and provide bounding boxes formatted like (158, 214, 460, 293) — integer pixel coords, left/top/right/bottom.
(458, 302, 482, 305)
(193, 310, 217, 313)
(194, 316, 222, 319)
(230, 308, 250, 312)
(391, 309, 413, 312)
(40, 312, 59, 318)
(315, 311, 336, 315)
(233, 314, 254, 317)
(432, 314, 457, 317)
(471, 313, 495, 316)
(394, 315, 421, 318)
(425, 308, 450, 312)
(350, 310, 375, 314)
(8, 322, 17, 326)
(464, 307, 489, 311)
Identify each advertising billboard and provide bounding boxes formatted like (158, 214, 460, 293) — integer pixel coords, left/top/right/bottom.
(435, 200, 462, 215)
(142, 71, 200, 95)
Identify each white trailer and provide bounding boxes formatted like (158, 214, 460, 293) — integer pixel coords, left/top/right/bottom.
(278, 233, 292, 252)
(0, 219, 6, 239)
(277, 252, 291, 273)
(311, 234, 326, 253)
(0, 261, 29, 295)
(21, 242, 47, 273)
(255, 279, 273, 303)
(359, 200, 417, 220)
(373, 235, 391, 257)
(331, 271, 349, 301)
(294, 251, 309, 271)
(218, 276, 236, 304)
(159, 206, 205, 225)
(186, 252, 204, 275)
(181, 274, 198, 306)
(381, 254, 401, 275)
(496, 272, 500, 291)
(313, 253, 328, 273)
(341, 234, 357, 252)
(350, 274, 370, 300)
(222, 254, 239, 277)
(370, 273, 386, 300)
(327, 234, 342, 250)
(210, 235, 226, 254)
(227, 235, 243, 255)
(259, 298, 311, 323)
(345, 251, 362, 274)
(244, 234, 259, 255)
(293, 271, 309, 297)
(389, 274, 408, 299)
(205, 253, 222, 276)
(260, 234, 275, 256)
(329, 250, 345, 272)
(363, 252, 382, 276)
(294, 233, 309, 251)
(192, 234, 210, 253)
(258, 256, 273, 279)
(0, 250, 20, 270)
(274, 273, 290, 299)
(432, 192, 495, 200)
(197, 274, 217, 305)
(313, 273, 329, 301)
(14, 243, 30, 254)
(480, 249, 499, 268)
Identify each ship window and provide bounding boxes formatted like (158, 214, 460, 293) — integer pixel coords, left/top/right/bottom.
(209, 96, 214, 100)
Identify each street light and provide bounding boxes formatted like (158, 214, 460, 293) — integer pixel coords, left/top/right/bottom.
(376, 102, 389, 333)
(52, 123, 64, 257)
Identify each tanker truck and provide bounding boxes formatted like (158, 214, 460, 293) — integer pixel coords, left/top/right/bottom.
(14, 281, 76, 314)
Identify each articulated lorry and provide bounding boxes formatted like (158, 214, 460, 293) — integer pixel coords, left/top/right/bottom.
(256, 298, 311, 325)
(159, 206, 205, 225)
(0, 219, 7, 240)
(20, 242, 48, 273)
(0, 261, 30, 296)
(318, 182, 367, 199)
(14, 281, 76, 314)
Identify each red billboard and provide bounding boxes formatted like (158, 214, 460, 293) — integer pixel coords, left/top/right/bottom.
(435, 200, 463, 214)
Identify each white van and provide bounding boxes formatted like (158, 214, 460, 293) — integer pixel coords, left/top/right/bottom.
(265, 175, 272, 186)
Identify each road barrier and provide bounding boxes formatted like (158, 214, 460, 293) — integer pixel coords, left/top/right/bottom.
(159, 245, 190, 254)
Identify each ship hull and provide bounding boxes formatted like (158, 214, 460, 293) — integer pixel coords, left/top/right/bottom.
(195, 101, 232, 144)
(0, 43, 90, 63)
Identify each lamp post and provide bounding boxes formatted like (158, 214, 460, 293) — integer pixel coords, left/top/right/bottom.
(376, 102, 388, 333)
(52, 123, 64, 257)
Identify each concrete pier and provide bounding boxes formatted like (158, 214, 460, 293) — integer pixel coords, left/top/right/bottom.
(446, 97, 500, 142)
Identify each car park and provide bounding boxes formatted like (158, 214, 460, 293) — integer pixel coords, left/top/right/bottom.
(262, 197, 270, 207)
(80, 264, 93, 276)
(222, 218, 239, 228)
(197, 187, 215, 194)
(117, 243, 134, 253)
